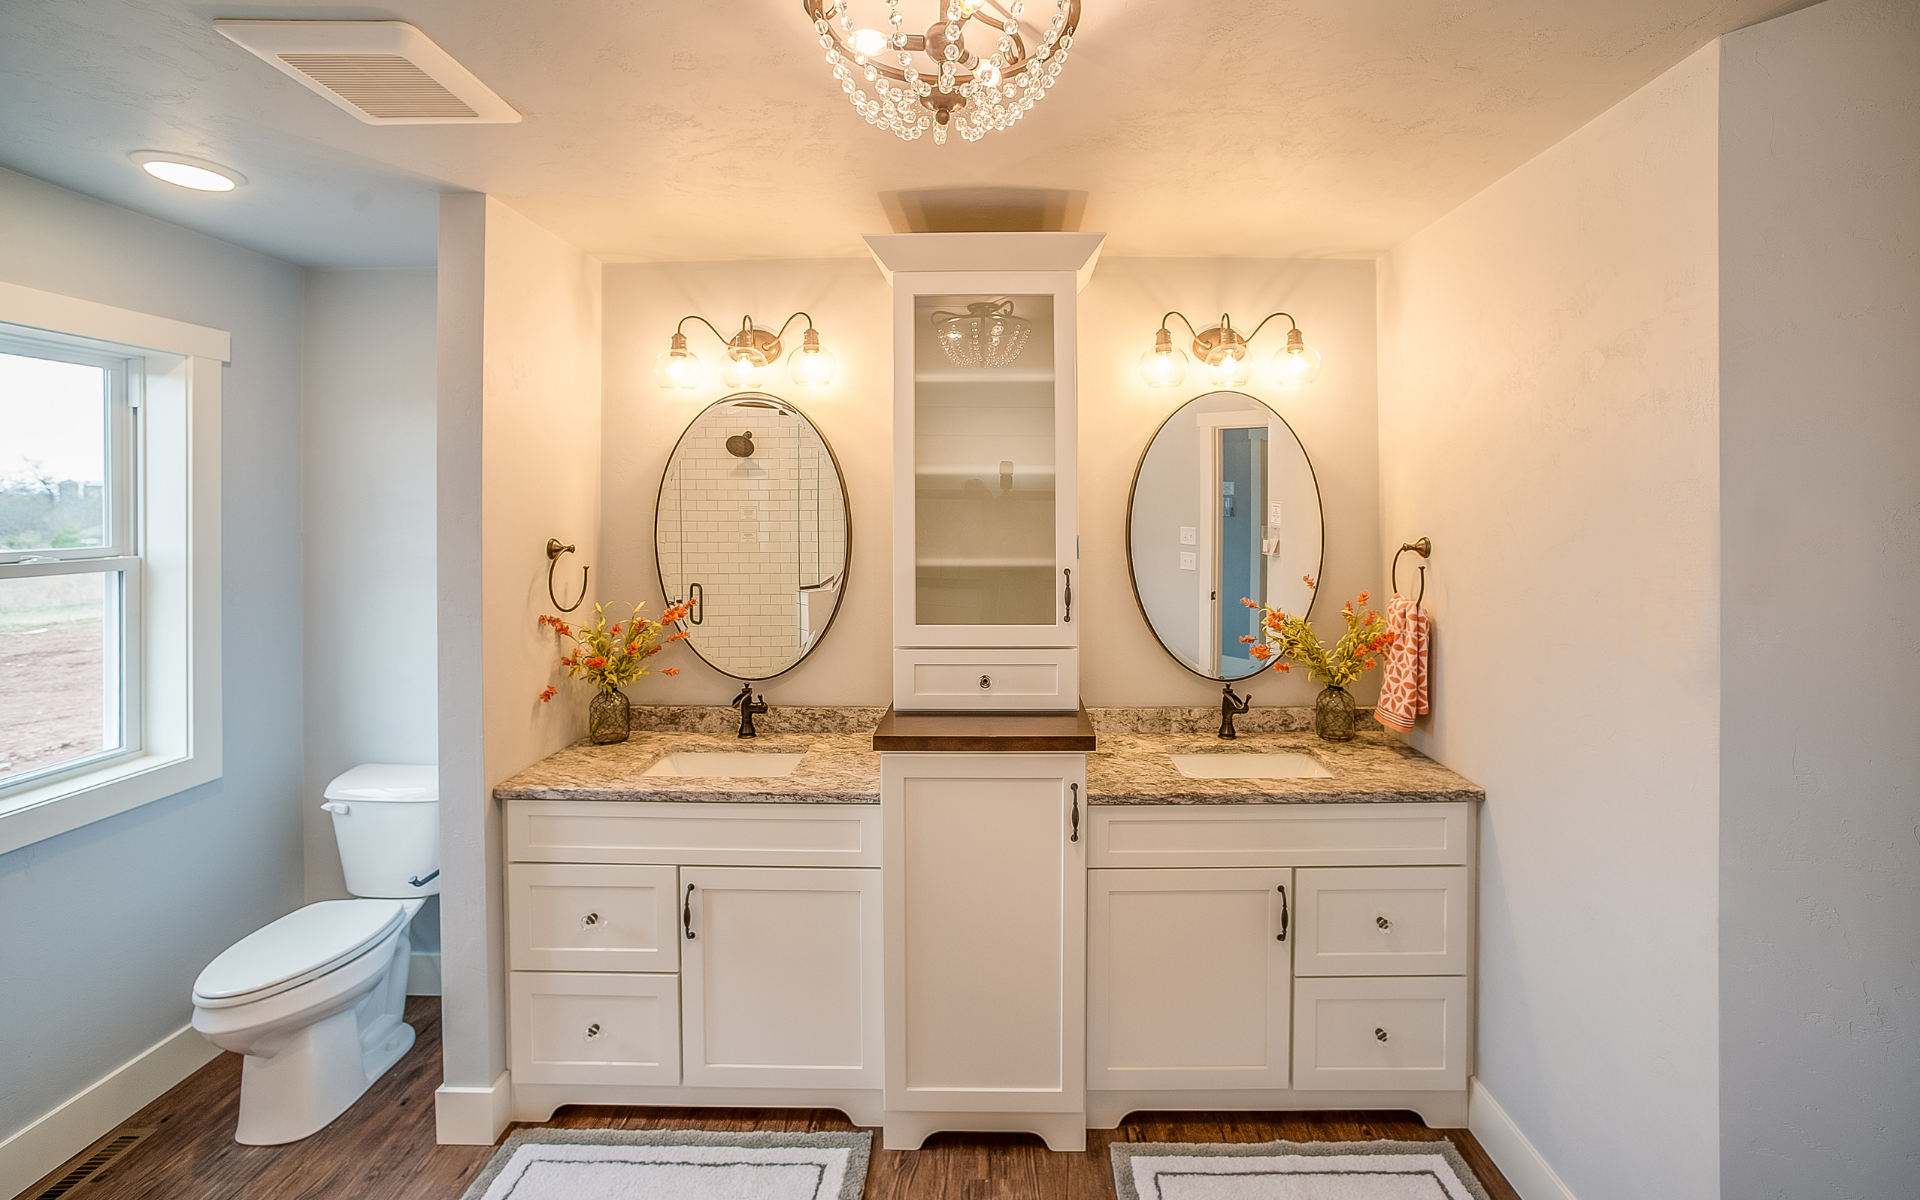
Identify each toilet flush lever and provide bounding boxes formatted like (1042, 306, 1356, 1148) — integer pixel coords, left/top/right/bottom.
(408, 870, 440, 888)
(321, 802, 350, 815)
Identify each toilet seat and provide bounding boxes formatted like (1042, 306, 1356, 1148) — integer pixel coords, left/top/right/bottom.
(193, 899, 407, 1009)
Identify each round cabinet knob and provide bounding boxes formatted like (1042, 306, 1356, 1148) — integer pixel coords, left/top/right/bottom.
(582, 912, 602, 928)
(1375, 1027, 1390, 1043)
(585, 1023, 602, 1041)
(979, 675, 994, 690)
(1376, 915, 1392, 931)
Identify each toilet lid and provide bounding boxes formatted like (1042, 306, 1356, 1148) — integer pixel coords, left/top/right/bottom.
(193, 899, 407, 1006)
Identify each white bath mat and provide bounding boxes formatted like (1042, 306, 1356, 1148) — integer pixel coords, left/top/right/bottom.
(1112, 1139, 1493, 1200)
(460, 1129, 871, 1200)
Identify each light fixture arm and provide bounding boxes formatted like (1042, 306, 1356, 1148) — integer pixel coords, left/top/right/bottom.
(1242, 311, 1302, 344)
(1159, 311, 1204, 343)
(675, 314, 734, 349)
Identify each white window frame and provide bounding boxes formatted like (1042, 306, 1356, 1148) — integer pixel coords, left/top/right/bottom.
(0, 281, 225, 855)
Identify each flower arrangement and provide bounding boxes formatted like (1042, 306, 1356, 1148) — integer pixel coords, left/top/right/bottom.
(537, 600, 691, 702)
(1241, 577, 1395, 687)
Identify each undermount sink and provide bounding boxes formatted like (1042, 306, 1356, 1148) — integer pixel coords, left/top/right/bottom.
(641, 751, 806, 778)
(1169, 752, 1333, 780)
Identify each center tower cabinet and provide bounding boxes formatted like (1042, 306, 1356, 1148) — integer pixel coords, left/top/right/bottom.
(867, 232, 1104, 1152)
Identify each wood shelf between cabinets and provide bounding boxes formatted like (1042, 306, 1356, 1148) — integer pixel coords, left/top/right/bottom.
(872, 705, 1097, 752)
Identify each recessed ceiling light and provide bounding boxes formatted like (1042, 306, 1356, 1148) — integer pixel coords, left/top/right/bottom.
(130, 152, 245, 192)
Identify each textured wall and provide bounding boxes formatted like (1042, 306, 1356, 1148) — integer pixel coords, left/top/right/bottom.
(0, 166, 305, 1144)
(1719, 1, 1920, 1194)
(1377, 45, 1722, 1200)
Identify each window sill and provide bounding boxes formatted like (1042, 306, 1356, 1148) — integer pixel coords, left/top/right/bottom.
(0, 750, 220, 857)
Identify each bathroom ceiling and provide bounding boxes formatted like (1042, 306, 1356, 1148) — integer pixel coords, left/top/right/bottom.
(0, 0, 1801, 268)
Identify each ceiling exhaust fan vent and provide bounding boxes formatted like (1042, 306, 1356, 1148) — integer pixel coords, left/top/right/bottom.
(214, 21, 520, 125)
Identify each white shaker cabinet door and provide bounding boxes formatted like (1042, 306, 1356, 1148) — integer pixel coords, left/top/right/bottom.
(1088, 868, 1293, 1091)
(678, 866, 882, 1089)
(882, 753, 1087, 1113)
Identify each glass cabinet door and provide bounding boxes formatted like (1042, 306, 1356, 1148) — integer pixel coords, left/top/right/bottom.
(908, 290, 1068, 639)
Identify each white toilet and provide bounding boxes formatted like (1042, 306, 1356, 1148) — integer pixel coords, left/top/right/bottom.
(192, 764, 439, 1145)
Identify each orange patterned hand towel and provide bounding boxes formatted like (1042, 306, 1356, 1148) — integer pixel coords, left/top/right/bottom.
(1374, 593, 1429, 733)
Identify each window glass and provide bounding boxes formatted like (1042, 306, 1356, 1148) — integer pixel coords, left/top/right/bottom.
(0, 349, 109, 552)
(0, 571, 120, 782)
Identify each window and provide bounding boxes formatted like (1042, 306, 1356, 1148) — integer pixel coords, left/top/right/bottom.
(0, 334, 139, 790)
(0, 282, 226, 854)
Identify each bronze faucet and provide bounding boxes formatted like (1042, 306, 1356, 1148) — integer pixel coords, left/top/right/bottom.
(1218, 682, 1252, 739)
(732, 682, 769, 738)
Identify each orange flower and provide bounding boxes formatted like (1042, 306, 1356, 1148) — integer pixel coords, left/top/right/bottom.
(1239, 635, 1256, 644)
(537, 685, 557, 702)
(586, 656, 606, 670)
(662, 668, 680, 676)
(1240, 597, 1257, 608)
(1303, 574, 1317, 589)
(625, 644, 640, 655)
(1356, 591, 1370, 605)
(610, 623, 622, 636)
(1273, 661, 1292, 672)
(668, 630, 691, 642)
(1249, 644, 1272, 659)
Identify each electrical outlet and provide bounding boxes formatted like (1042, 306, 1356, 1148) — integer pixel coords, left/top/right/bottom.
(1179, 526, 1197, 545)
(1179, 552, 1197, 571)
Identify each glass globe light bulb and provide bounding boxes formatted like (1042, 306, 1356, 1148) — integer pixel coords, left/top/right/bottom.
(850, 27, 889, 56)
(788, 330, 837, 387)
(976, 60, 1001, 88)
(1138, 328, 1187, 388)
(1271, 330, 1323, 390)
(1207, 346, 1253, 387)
(652, 335, 702, 389)
(722, 348, 769, 390)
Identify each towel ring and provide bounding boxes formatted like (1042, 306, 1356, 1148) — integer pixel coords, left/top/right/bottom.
(1391, 537, 1431, 606)
(546, 538, 588, 613)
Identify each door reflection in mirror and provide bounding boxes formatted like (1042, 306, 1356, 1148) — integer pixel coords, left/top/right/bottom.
(657, 393, 850, 680)
(1128, 391, 1323, 681)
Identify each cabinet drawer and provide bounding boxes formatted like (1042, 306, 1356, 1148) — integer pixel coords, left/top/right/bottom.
(1292, 976, 1469, 1092)
(1293, 867, 1470, 976)
(1088, 804, 1474, 868)
(893, 648, 1079, 712)
(508, 863, 679, 973)
(507, 800, 880, 867)
(510, 971, 681, 1086)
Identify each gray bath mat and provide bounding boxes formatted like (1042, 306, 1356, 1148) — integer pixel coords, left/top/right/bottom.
(460, 1127, 872, 1200)
(1112, 1138, 1493, 1200)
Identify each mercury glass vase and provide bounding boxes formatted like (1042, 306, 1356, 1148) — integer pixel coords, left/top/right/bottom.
(588, 688, 631, 745)
(1313, 684, 1358, 742)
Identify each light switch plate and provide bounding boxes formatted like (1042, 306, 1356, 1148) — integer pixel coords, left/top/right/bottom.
(1179, 552, 1197, 571)
(1179, 526, 1197, 545)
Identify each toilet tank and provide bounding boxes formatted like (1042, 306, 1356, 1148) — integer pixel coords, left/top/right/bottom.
(323, 764, 439, 899)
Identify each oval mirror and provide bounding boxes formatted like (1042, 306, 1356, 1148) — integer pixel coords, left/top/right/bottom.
(656, 393, 850, 680)
(1127, 391, 1323, 681)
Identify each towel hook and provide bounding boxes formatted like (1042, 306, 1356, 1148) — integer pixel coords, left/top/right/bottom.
(546, 538, 588, 613)
(1391, 537, 1432, 606)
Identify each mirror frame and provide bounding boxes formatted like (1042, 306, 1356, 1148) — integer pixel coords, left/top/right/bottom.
(1124, 390, 1324, 683)
(653, 391, 853, 682)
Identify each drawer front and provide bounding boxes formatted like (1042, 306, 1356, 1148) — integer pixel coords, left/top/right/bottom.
(1292, 976, 1469, 1092)
(508, 863, 680, 973)
(1089, 803, 1474, 868)
(507, 800, 881, 867)
(1294, 866, 1471, 976)
(510, 971, 681, 1086)
(893, 648, 1079, 712)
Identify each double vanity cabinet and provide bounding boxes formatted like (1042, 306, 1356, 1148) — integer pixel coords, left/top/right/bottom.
(494, 722, 1484, 1150)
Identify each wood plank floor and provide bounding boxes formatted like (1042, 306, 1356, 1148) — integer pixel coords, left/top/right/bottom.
(25, 997, 1519, 1200)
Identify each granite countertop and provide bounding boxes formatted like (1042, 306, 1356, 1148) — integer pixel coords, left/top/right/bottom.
(494, 704, 1482, 806)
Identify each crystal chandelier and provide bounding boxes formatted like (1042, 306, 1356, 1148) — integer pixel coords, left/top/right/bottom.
(933, 300, 1032, 367)
(802, 0, 1081, 145)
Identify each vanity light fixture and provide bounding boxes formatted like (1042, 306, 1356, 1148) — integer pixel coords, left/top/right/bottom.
(1141, 312, 1323, 391)
(130, 151, 245, 192)
(654, 313, 837, 390)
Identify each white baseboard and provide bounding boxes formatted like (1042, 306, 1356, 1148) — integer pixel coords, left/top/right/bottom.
(1468, 1077, 1579, 1200)
(0, 1024, 221, 1200)
(406, 952, 442, 996)
(435, 1070, 512, 1145)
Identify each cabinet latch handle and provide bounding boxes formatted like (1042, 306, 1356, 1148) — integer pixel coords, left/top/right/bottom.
(1377, 915, 1392, 931)
(1375, 1027, 1390, 1043)
(582, 911, 602, 928)
(1062, 568, 1073, 623)
(980, 674, 993, 690)
(1277, 884, 1289, 942)
(585, 1022, 602, 1040)
(1070, 783, 1080, 843)
(683, 883, 696, 939)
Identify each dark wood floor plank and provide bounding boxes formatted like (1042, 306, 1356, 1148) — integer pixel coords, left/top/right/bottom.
(22, 998, 1520, 1200)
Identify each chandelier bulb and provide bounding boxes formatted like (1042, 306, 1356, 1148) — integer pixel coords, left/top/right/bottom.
(788, 329, 838, 388)
(653, 332, 703, 390)
(1139, 327, 1188, 388)
(1271, 328, 1324, 390)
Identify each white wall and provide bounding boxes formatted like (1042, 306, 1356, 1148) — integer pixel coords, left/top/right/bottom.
(598, 255, 1381, 708)
(0, 167, 305, 1149)
(1377, 45, 1722, 1200)
(301, 269, 439, 953)
(1719, 1, 1920, 1195)
(437, 196, 602, 1110)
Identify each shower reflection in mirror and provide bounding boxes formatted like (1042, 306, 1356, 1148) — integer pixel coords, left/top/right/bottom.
(656, 393, 850, 680)
(1128, 391, 1323, 681)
